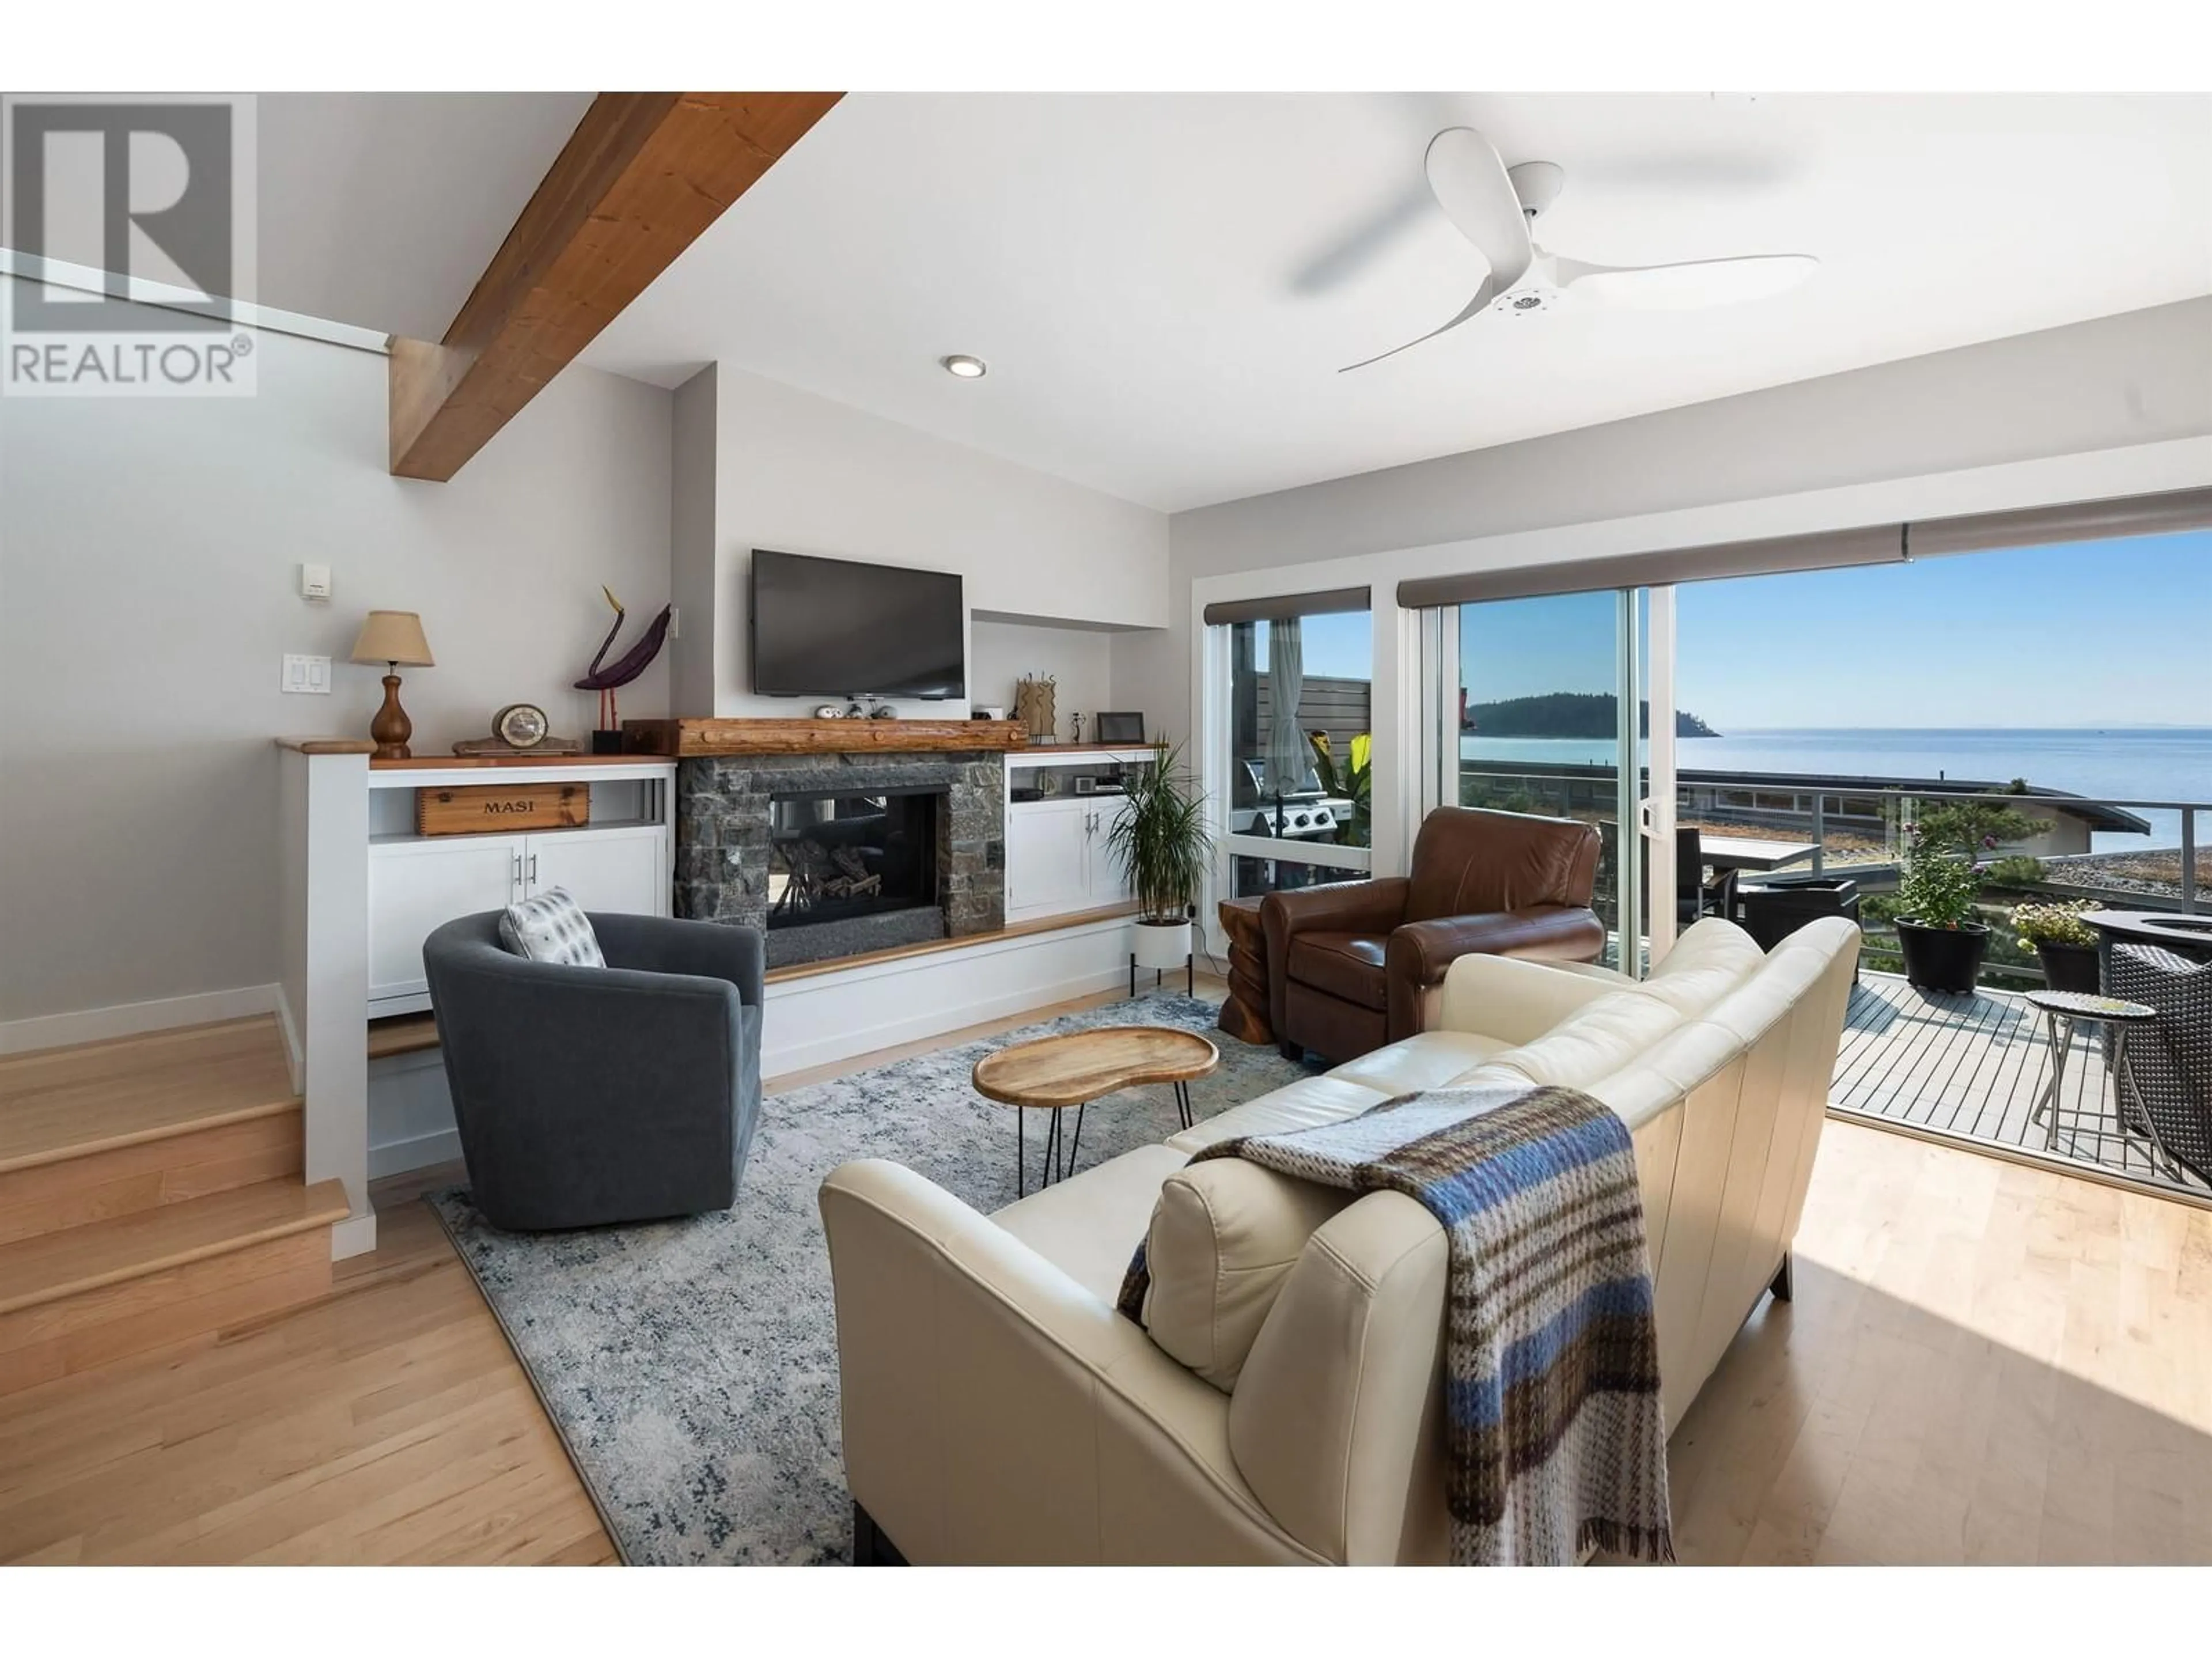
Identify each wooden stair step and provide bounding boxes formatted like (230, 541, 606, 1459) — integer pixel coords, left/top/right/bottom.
(0, 1178, 350, 1397)
(0, 1016, 298, 1174)
(368, 1014, 440, 1061)
(0, 1178, 350, 1317)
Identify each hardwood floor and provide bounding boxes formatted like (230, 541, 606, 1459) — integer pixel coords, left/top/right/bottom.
(0, 978, 1217, 1567)
(1669, 1119, 2212, 1564)
(0, 1165, 613, 1565)
(5, 979, 2210, 1566)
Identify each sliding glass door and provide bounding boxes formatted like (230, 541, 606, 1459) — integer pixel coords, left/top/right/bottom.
(1213, 597, 1375, 900)
(1428, 586, 1676, 972)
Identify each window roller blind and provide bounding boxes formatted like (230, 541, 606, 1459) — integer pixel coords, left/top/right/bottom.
(1395, 525, 1904, 610)
(1903, 485, 2212, 558)
(1202, 586, 1370, 626)
(1393, 485, 2212, 611)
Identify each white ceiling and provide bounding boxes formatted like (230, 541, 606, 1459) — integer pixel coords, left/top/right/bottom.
(254, 92, 591, 339)
(579, 92, 2212, 512)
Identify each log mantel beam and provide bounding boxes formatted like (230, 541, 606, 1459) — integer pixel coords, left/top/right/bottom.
(389, 91, 842, 481)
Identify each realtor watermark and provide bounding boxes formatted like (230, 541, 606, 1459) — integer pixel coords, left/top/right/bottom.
(2, 94, 257, 396)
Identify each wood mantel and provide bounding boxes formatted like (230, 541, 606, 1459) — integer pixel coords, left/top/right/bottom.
(623, 717, 1031, 757)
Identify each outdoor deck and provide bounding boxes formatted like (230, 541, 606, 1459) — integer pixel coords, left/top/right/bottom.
(1834, 970, 2206, 1199)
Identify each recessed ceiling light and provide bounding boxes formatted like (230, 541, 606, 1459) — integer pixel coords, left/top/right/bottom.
(940, 354, 987, 380)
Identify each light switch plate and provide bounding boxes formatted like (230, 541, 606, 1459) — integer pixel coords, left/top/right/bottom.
(282, 653, 332, 694)
(300, 563, 332, 600)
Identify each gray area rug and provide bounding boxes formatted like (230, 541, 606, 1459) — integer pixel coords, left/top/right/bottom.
(429, 990, 1312, 1565)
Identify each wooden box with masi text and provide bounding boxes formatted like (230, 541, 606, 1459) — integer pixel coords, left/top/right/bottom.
(416, 783, 589, 837)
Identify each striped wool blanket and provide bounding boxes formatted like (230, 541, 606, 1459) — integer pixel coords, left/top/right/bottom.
(1119, 1082, 1672, 1566)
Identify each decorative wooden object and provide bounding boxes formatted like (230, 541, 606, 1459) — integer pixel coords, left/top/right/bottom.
(416, 783, 588, 837)
(389, 92, 842, 482)
(368, 677, 414, 760)
(1215, 895, 1272, 1044)
(1014, 676, 1058, 745)
(622, 717, 1029, 757)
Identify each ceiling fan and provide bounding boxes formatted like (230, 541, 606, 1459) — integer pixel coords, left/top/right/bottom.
(1342, 126, 1817, 372)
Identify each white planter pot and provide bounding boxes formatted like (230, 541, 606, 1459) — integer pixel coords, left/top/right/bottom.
(1131, 917, 1191, 970)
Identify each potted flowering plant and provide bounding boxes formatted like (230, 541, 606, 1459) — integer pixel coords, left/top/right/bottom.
(1892, 828, 1990, 993)
(2012, 899, 2101, 994)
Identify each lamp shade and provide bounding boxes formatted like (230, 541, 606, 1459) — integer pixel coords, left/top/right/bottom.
(350, 610, 434, 668)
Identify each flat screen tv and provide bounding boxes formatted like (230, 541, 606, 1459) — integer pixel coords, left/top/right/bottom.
(749, 549, 967, 699)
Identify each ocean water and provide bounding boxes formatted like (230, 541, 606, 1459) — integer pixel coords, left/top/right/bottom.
(1460, 727, 2212, 852)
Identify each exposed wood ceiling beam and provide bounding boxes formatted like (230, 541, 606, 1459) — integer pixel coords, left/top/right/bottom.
(388, 91, 842, 481)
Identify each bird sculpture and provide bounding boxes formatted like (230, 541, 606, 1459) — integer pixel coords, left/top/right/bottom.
(574, 586, 673, 734)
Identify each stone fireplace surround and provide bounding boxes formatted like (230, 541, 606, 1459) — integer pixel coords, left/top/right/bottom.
(675, 750, 1006, 969)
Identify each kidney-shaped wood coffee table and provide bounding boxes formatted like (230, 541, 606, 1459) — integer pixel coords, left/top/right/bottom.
(972, 1025, 1219, 1196)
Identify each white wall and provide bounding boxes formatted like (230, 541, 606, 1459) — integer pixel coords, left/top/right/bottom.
(677, 365, 1168, 719)
(0, 286, 673, 1022)
(967, 617, 1112, 733)
(1118, 297, 2212, 746)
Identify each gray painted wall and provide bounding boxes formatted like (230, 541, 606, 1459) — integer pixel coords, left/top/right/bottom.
(0, 294, 674, 1022)
(1113, 298, 2212, 744)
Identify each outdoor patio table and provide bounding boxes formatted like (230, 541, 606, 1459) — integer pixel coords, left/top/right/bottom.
(1701, 835, 1820, 874)
(2025, 990, 2178, 1179)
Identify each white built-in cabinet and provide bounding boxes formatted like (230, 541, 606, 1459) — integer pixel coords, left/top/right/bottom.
(365, 762, 675, 1016)
(1003, 748, 1149, 924)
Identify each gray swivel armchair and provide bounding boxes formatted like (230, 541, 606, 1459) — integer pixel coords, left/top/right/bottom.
(423, 911, 764, 1230)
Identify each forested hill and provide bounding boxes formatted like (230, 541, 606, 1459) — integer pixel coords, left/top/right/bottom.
(1463, 692, 1721, 739)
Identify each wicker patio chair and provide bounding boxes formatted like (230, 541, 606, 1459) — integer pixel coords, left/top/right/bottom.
(2107, 941, 2212, 1187)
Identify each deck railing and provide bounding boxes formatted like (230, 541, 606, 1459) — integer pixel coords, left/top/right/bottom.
(1456, 763, 2208, 957)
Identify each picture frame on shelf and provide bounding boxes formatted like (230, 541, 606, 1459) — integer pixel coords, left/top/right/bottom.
(1096, 711, 1145, 745)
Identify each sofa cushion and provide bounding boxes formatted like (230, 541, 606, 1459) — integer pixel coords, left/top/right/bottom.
(1138, 1159, 1354, 1391)
(990, 1143, 1190, 1303)
(1635, 918, 1766, 1018)
(1286, 931, 1389, 1010)
(1168, 1075, 1388, 1153)
(1471, 987, 1686, 1090)
(497, 886, 605, 968)
(1329, 1029, 1514, 1096)
(1437, 953, 1629, 1047)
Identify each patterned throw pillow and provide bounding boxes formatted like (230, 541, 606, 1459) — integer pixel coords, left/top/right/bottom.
(497, 887, 605, 967)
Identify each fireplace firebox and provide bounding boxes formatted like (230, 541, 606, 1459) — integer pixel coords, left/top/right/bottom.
(767, 786, 944, 933)
(673, 749, 1004, 972)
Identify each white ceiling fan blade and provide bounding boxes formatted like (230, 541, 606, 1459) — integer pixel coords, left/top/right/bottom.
(1338, 277, 1496, 373)
(1424, 127, 1534, 294)
(1552, 252, 1817, 310)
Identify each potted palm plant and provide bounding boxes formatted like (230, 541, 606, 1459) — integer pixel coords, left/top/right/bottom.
(2012, 899, 2101, 993)
(1892, 829, 1990, 994)
(1107, 741, 1212, 973)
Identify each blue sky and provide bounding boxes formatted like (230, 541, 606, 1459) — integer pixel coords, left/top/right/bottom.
(1291, 532, 2211, 730)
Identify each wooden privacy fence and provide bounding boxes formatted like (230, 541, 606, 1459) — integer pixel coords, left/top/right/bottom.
(1253, 675, 1372, 768)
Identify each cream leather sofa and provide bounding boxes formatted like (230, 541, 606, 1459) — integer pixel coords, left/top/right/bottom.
(819, 915, 1860, 1565)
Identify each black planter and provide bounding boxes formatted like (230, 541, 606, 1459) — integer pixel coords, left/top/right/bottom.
(2033, 939, 2101, 994)
(1895, 918, 1990, 994)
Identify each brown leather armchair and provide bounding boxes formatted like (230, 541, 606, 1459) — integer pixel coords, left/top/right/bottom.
(1260, 807, 1605, 1063)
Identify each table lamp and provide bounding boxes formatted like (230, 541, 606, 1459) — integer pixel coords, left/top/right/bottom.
(349, 610, 434, 760)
